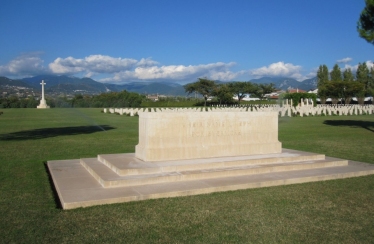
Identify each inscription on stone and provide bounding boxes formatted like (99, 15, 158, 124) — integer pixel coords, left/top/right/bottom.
(135, 111, 282, 161)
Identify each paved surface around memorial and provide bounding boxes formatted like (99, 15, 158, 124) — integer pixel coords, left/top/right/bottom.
(48, 148, 374, 210)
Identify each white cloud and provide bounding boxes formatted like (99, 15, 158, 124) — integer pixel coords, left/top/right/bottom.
(304, 67, 319, 79)
(365, 60, 373, 68)
(100, 62, 241, 83)
(210, 71, 242, 81)
(250, 62, 305, 81)
(343, 60, 373, 73)
(47, 55, 242, 83)
(137, 58, 159, 67)
(49, 55, 138, 74)
(9, 53, 374, 83)
(0, 52, 48, 77)
(337, 57, 352, 63)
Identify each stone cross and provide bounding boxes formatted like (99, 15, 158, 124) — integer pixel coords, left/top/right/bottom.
(37, 80, 50, 109)
(40, 80, 46, 101)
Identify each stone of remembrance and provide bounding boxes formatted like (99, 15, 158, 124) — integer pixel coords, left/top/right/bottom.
(47, 110, 374, 209)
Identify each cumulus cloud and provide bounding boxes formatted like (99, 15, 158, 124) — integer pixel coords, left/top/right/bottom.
(100, 62, 241, 83)
(303, 67, 319, 80)
(364, 60, 373, 68)
(343, 60, 373, 73)
(0, 52, 48, 77)
(337, 57, 352, 63)
(250, 62, 305, 81)
(210, 71, 243, 81)
(49, 55, 138, 75)
(137, 58, 159, 67)
(4, 53, 346, 83)
(47, 55, 243, 83)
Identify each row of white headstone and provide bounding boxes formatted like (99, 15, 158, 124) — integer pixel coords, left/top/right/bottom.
(104, 101, 374, 117)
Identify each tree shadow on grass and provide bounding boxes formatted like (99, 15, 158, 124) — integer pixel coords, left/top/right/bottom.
(323, 120, 374, 133)
(0, 125, 116, 141)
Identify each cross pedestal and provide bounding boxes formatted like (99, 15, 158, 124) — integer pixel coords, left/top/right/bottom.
(37, 80, 50, 109)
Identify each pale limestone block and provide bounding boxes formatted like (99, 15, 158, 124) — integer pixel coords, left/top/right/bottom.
(135, 112, 282, 161)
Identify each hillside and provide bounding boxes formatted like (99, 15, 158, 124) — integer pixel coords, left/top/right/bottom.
(0, 76, 33, 88)
(21, 75, 109, 94)
(250, 77, 316, 91)
(1, 75, 319, 96)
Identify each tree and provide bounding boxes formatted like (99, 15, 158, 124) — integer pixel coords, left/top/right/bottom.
(357, 0, 374, 45)
(317, 64, 329, 104)
(328, 64, 343, 103)
(344, 81, 365, 104)
(356, 62, 370, 104)
(330, 64, 342, 82)
(343, 68, 355, 82)
(184, 78, 217, 107)
(369, 66, 374, 96)
(251, 83, 276, 101)
(227, 81, 254, 104)
(212, 84, 234, 104)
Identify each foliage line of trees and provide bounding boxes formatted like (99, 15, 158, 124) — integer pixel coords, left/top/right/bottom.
(183, 78, 276, 106)
(0, 96, 39, 108)
(317, 63, 374, 104)
(0, 90, 144, 108)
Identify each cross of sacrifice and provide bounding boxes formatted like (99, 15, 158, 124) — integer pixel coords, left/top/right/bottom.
(40, 80, 46, 101)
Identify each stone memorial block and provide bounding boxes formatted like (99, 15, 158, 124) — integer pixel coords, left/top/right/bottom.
(135, 111, 282, 161)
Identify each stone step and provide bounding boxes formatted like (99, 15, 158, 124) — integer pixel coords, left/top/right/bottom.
(80, 157, 347, 188)
(47, 157, 374, 210)
(97, 148, 326, 176)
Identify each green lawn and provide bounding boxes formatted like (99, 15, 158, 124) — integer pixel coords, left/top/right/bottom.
(1, 108, 374, 243)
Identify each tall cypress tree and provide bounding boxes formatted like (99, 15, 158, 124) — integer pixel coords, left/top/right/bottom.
(343, 68, 354, 82)
(341, 68, 356, 104)
(317, 64, 329, 103)
(330, 64, 342, 82)
(369, 66, 374, 96)
(356, 62, 370, 103)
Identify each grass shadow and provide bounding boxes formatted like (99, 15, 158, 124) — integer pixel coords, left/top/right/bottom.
(323, 120, 374, 133)
(0, 125, 116, 141)
(44, 161, 63, 210)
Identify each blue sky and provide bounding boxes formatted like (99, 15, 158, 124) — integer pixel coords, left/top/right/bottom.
(0, 0, 372, 84)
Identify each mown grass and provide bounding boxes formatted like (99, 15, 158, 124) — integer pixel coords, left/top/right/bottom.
(0, 108, 374, 243)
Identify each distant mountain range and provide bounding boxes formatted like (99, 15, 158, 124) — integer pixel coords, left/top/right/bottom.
(0, 75, 318, 96)
(250, 77, 317, 91)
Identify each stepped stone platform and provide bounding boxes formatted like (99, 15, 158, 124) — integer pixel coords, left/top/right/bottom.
(47, 148, 374, 210)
